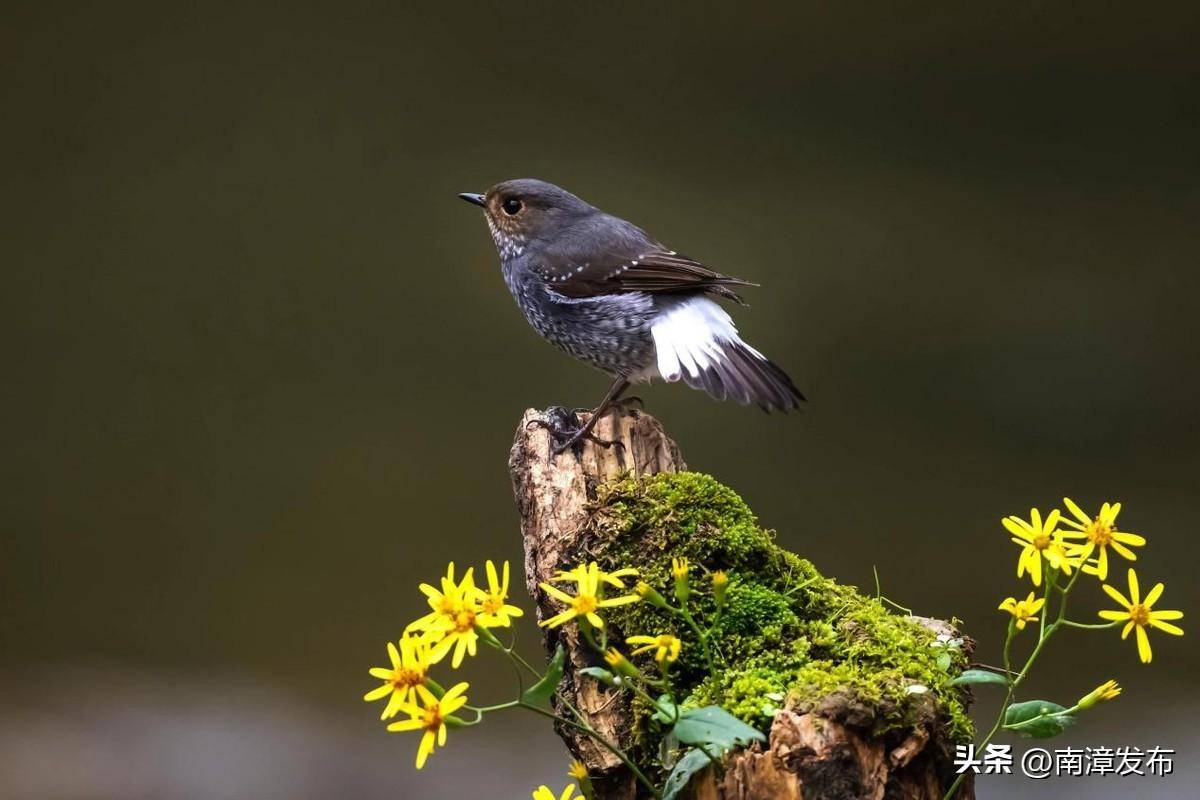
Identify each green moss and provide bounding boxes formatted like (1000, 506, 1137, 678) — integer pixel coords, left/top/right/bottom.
(579, 472, 974, 754)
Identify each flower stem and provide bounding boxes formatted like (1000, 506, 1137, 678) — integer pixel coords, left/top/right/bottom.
(1059, 619, 1120, 630)
(518, 701, 662, 799)
(672, 605, 718, 679)
(944, 557, 1083, 800)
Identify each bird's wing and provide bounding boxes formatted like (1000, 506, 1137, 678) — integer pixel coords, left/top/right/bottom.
(531, 247, 755, 304)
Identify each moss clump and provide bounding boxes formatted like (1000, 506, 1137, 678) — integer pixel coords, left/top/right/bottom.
(579, 472, 973, 754)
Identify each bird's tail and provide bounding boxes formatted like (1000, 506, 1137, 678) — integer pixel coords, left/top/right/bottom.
(650, 297, 805, 412)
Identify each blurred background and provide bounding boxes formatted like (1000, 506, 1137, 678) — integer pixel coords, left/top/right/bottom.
(3, 3, 1198, 798)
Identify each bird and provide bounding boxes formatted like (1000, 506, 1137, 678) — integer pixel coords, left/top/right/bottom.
(459, 178, 804, 453)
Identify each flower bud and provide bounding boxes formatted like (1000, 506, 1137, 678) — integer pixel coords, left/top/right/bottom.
(568, 760, 594, 799)
(1076, 679, 1121, 710)
(671, 557, 690, 603)
(635, 581, 668, 608)
(712, 571, 729, 607)
(473, 623, 503, 648)
(603, 648, 639, 678)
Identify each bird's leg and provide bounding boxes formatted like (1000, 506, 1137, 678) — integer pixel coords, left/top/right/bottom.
(528, 378, 631, 455)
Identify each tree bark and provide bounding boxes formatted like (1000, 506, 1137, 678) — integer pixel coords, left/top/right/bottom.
(509, 406, 973, 800)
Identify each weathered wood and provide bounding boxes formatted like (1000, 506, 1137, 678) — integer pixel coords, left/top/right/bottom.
(509, 406, 972, 800)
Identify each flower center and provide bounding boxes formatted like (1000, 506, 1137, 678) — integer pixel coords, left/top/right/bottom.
(1032, 534, 1051, 550)
(1129, 604, 1150, 626)
(1087, 518, 1114, 546)
(392, 668, 423, 688)
(482, 595, 502, 613)
(420, 704, 443, 732)
(572, 594, 599, 615)
(453, 608, 476, 632)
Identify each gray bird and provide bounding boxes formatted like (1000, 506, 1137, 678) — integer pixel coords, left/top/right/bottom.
(459, 178, 804, 453)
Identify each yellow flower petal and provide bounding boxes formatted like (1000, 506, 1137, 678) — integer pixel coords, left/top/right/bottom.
(1102, 583, 1132, 609)
(541, 609, 577, 629)
(442, 682, 469, 703)
(1149, 618, 1184, 636)
(1109, 541, 1137, 561)
(415, 729, 435, 769)
(1126, 568, 1140, 604)
(1113, 530, 1146, 546)
(599, 594, 640, 608)
(1150, 609, 1183, 620)
(1062, 496, 1090, 527)
(1142, 582, 1164, 608)
(364, 684, 392, 701)
(386, 717, 424, 732)
(1135, 625, 1152, 663)
(1003, 517, 1033, 539)
(382, 690, 406, 720)
(540, 583, 575, 604)
(1098, 610, 1129, 621)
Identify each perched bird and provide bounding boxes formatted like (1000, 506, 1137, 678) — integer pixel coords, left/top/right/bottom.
(459, 179, 804, 452)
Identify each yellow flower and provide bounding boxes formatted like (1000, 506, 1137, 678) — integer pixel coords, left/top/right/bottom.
(567, 760, 588, 781)
(362, 634, 433, 719)
(539, 562, 640, 629)
(1002, 508, 1076, 586)
(406, 563, 483, 667)
(671, 557, 689, 580)
(634, 580, 668, 608)
(603, 647, 638, 677)
(627, 633, 683, 664)
(532, 785, 581, 800)
(407, 562, 470, 633)
(1076, 679, 1121, 710)
(553, 562, 639, 589)
(478, 559, 524, 627)
(711, 570, 729, 605)
(998, 592, 1046, 630)
(1059, 497, 1146, 581)
(1098, 568, 1183, 663)
(386, 682, 469, 769)
(671, 557, 690, 602)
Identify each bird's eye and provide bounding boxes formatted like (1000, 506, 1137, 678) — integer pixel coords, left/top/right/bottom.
(502, 198, 523, 215)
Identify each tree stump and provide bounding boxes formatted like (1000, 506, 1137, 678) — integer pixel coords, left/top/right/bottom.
(509, 406, 973, 800)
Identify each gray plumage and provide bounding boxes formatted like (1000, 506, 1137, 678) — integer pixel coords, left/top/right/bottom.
(460, 178, 804, 412)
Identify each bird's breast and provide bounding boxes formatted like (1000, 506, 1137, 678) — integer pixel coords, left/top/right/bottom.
(500, 262, 658, 376)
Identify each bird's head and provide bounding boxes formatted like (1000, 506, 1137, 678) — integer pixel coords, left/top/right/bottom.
(458, 178, 594, 259)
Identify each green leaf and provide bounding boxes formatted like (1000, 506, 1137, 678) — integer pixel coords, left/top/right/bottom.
(651, 694, 678, 724)
(936, 651, 953, 672)
(578, 666, 614, 685)
(663, 748, 713, 800)
(950, 669, 1010, 687)
(521, 645, 564, 704)
(1003, 700, 1076, 738)
(673, 706, 766, 750)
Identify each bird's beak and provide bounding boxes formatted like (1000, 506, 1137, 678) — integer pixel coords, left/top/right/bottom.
(458, 192, 487, 208)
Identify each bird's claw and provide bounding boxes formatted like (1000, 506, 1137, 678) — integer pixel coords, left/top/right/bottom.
(528, 406, 624, 456)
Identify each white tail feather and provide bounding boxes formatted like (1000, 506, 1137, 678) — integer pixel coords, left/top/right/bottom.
(651, 297, 757, 382)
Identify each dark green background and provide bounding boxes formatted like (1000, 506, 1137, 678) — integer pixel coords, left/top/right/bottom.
(3, 3, 1197, 798)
